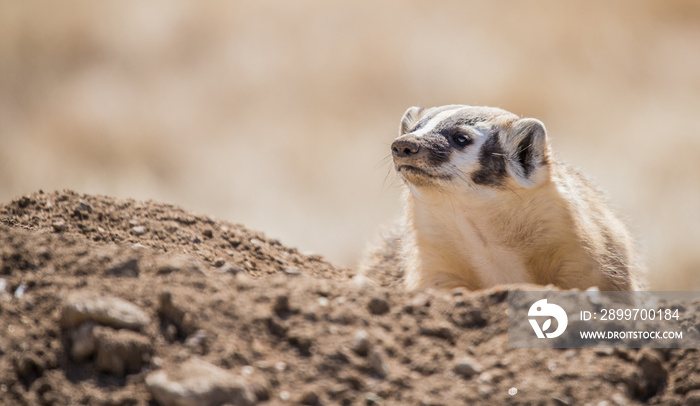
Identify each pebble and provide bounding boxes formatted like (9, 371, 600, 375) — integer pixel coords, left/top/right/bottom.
(213, 258, 226, 268)
(352, 330, 371, 356)
(146, 358, 256, 406)
(70, 322, 96, 362)
(14, 283, 26, 299)
(586, 286, 602, 305)
(450, 308, 487, 328)
(419, 322, 455, 342)
(368, 348, 388, 378)
(184, 329, 208, 355)
(299, 391, 320, 405)
(158, 292, 198, 338)
(156, 256, 205, 275)
(93, 326, 153, 376)
(61, 291, 150, 331)
(0, 279, 9, 302)
(218, 263, 244, 275)
(131, 226, 147, 236)
(350, 274, 375, 290)
(454, 357, 483, 378)
(52, 221, 66, 232)
(368, 297, 390, 315)
(105, 258, 140, 278)
(284, 267, 303, 276)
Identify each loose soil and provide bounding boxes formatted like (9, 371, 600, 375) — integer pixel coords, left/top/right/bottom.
(0, 190, 698, 405)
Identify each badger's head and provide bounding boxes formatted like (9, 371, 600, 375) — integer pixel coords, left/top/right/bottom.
(391, 105, 551, 192)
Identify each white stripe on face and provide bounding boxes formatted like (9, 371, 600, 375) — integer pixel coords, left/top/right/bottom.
(412, 107, 465, 137)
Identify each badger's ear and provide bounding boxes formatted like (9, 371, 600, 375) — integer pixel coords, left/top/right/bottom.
(503, 118, 551, 188)
(399, 106, 424, 135)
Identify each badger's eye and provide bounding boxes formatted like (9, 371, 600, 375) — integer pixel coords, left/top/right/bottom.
(451, 132, 472, 147)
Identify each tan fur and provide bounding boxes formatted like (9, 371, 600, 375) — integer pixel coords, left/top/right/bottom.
(360, 105, 644, 291)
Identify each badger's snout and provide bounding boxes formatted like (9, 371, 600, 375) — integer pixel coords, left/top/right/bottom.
(391, 137, 421, 159)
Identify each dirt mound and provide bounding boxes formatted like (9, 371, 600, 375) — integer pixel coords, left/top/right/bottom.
(0, 191, 697, 405)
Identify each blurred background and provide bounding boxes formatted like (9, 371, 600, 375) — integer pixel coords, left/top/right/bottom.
(1, 1, 699, 290)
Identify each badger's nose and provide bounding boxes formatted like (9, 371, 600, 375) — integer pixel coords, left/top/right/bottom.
(391, 138, 420, 158)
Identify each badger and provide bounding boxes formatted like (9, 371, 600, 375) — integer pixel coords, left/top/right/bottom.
(360, 105, 643, 291)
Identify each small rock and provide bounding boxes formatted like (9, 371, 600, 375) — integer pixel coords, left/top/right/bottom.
(288, 334, 313, 356)
(93, 326, 153, 376)
(213, 258, 226, 268)
(249, 380, 270, 401)
(419, 322, 455, 343)
(0, 279, 10, 302)
(184, 330, 208, 355)
(105, 258, 140, 278)
(454, 357, 483, 378)
(14, 283, 26, 299)
(611, 393, 628, 406)
(595, 347, 614, 357)
(350, 274, 375, 290)
(352, 330, 371, 356)
(146, 358, 256, 406)
(77, 201, 93, 213)
(16, 196, 32, 208)
(218, 263, 244, 275)
(52, 221, 66, 232)
(450, 308, 487, 328)
(202, 229, 214, 238)
(365, 392, 382, 405)
(368, 297, 390, 315)
(284, 266, 303, 276)
(156, 256, 204, 275)
(627, 349, 668, 400)
(158, 292, 198, 338)
(300, 391, 320, 405)
(368, 348, 388, 378)
(70, 322, 96, 362)
(586, 286, 602, 305)
(61, 291, 150, 331)
(131, 226, 147, 236)
(553, 397, 572, 406)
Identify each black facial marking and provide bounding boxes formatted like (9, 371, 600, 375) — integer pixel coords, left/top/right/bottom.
(422, 134, 451, 166)
(441, 128, 473, 149)
(471, 131, 508, 186)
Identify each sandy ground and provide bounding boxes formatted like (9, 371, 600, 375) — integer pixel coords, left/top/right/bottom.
(1, 190, 699, 405)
